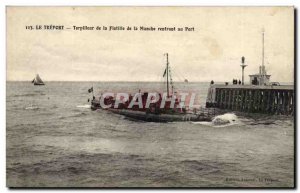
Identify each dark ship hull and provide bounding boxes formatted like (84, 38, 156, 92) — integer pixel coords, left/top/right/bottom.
(91, 99, 214, 122)
(108, 108, 212, 122)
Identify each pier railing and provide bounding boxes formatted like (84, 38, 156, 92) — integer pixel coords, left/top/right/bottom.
(206, 85, 294, 115)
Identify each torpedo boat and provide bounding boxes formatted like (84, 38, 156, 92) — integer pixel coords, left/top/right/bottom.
(90, 53, 216, 122)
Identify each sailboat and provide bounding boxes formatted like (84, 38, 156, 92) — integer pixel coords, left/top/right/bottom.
(32, 74, 45, 86)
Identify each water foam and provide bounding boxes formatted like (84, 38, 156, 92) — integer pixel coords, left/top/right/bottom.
(192, 113, 239, 127)
(212, 113, 238, 125)
(25, 106, 39, 110)
(76, 104, 91, 108)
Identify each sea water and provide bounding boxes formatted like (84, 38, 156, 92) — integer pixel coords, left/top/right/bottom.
(6, 81, 294, 187)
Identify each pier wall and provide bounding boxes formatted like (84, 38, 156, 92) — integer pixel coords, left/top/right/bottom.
(206, 85, 294, 115)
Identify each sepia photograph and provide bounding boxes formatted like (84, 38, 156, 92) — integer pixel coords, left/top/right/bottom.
(6, 6, 295, 188)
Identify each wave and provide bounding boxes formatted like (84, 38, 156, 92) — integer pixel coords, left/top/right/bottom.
(71, 112, 87, 117)
(179, 160, 226, 175)
(25, 106, 40, 110)
(59, 112, 87, 120)
(12, 93, 45, 97)
(76, 104, 91, 109)
(192, 113, 239, 127)
(249, 121, 275, 126)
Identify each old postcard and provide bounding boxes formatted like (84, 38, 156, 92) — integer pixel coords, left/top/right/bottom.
(6, 6, 295, 188)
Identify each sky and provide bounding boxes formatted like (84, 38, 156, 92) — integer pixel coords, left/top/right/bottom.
(7, 7, 294, 82)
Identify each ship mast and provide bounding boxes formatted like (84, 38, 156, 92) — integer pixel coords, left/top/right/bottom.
(166, 53, 169, 98)
(261, 28, 266, 85)
(262, 28, 265, 69)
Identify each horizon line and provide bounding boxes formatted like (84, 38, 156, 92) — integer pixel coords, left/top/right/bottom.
(6, 80, 214, 83)
(6, 80, 294, 84)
